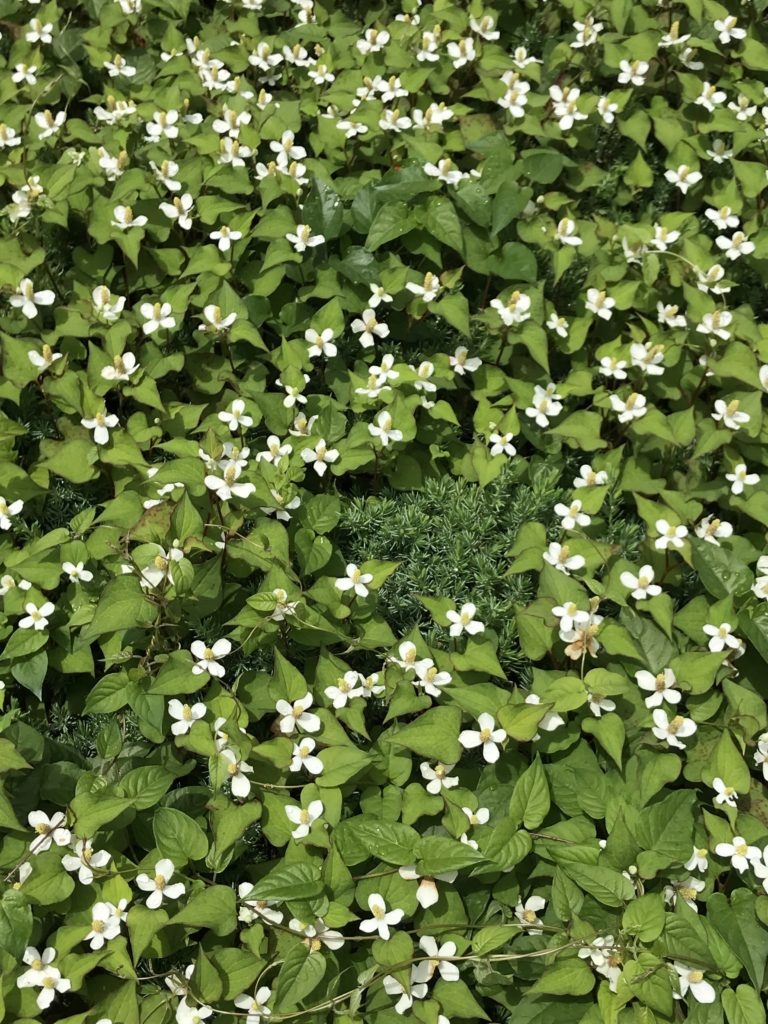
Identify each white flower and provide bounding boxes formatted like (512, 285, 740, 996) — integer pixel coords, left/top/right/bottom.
(446, 602, 484, 637)
(588, 694, 616, 717)
(145, 110, 179, 140)
(585, 288, 615, 320)
(526, 383, 563, 427)
(301, 439, 339, 477)
(714, 16, 745, 44)
(697, 310, 732, 340)
(459, 712, 506, 763)
(290, 738, 323, 775)
(598, 356, 627, 380)
(716, 231, 755, 261)
(398, 866, 457, 908)
(657, 302, 687, 329)
(515, 896, 546, 934)
(685, 847, 709, 872)
(136, 859, 186, 908)
(0, 497, 24, 531)
(424, 157, 465, 186)
(597, 96, 619, 123)
(702, 622, 741, 653)
(555, 217, 582, 246)
(369, 410, 403, 447)
(92, 285, 126, 322)
(209, 225, 243, 252)
(61, 839, 111, 884)
(654, 519, 688, 550)
(101, 352, 138, 383)
(0, 124, 22, 148)
(489, 431, 516, 457)
(200, 305, 237, 333)
(449, 346, 481, 375)
(190, 638, 231, 677)
(695, 516, 733, 545)
(610, 393, 647, 423)
(62, 561, 93, 583)
(725, 464, 759, 495)
(357, 27, 389, 54)
(204, 464, 255, 501)
(275, 694, 321, 734)
(325, 671, 364, 708)
(111, 205, 147, 230)
(150, 159, 182, 191)
(286, 225, 325, 253)
(221, 749, 254, 798)
(543, 542, 585, 575)
(651, 709, 697, 749)
(620, 565, 661, 601)
(256, 436, 292, 466)
(34, 109, 66, 139)
(470, 15, 499, 40)
(491, 290, 531, 326)
(336, 563, 373, 598)
(695, 82, 726, 113)
(104, 54, 136, 77)
(554, 499, 590, 531)
(415, 935, 460, 983)
(351, 308, 389, 348)
(549, 84, 587, 130)
(406, 271, 442, 303)
(712, 777, 738, 808)
(19, 601, 55, 631)
(219, 399, 253, 433)
(574, 465, 607, 488)
(359, 893, 404, 940)
(85, 900, 125, 949)
(81, 410, 119, 445)
(234, 985, 272, 1024)
(420, 762, 458, 794)
(306, 327, 337, 359)
(447, 37, 476, 69)
(285, 799, 323, 839)
(9, 278, 55, 319)
(714, 836, 760, 873)
(414, 660, 452, 699)
(13, 63, 38, 86)
(140, 301, 176, 335)
(27, 810, 70, 853)
(673, 963, 715, 1004)
(635, 669, 680, 709)
(167, 699, 207, 736)
(159, 194, 194, 230)
(631, 341, 666, 376)
(17, 946, 71, 1009)
(664, 165, 702, 194)
(706, 206, 739, 230)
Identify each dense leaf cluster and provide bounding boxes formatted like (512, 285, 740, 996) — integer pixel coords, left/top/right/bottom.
(2, 0, 768, 1023)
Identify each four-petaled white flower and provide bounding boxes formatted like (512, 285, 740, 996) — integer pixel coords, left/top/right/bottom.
(140, 301, 176, 334)
(19, 601, 55, 631)
(81, 410, 119, 445)
(234, 985, 272, 1024)
(306, 327, 337, 359)
(654, 519, 688, 550)
(635, 668, 681, 708)
(673, 963, 715, 1004)
(286, 224, 325, 253)
(725, 464, 759, 495)
(275, 694, 321, 734)
(191, 638, 231, 676)
(336, 563, 373, 598)
(459, 712, 507, 763)
(285, 799, 324, 839)
(28, 810, 71, 853)
(168, 699, 207, 735)
(62, 838, 111, 884)
(360, 893, 404, 940)
(543, 542, 585, 575)
(620, 565, 661, 600)
(301, 439, 339, 477)
(651, 709, 697, 749)
(446, 602, 484, 637)
(219, 399, 253, 433)
(515, 896, 546, 934)
(369, 410, 403, 446)
(136, 859, 186, 908)
(713, 836, 760, 873)
(0, 497, 24, 531)
(712, 777, 738, 808)
(420, 761, 459, 794)
(290, 738, 324, 775)
(10, 278, 55, 319)
(703, 622, 741, 653)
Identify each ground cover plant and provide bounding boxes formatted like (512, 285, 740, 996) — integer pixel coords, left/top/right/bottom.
(3, 0, 768, 1021)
